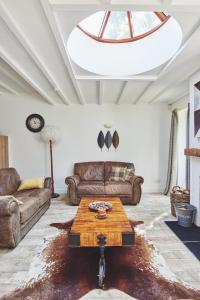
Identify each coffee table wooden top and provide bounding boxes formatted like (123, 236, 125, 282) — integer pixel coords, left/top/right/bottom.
(69, 197, 134, 247)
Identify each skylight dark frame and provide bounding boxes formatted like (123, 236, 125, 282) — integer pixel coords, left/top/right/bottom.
(77, 11, 170, 44)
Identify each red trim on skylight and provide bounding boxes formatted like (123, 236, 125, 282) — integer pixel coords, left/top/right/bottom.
(77, 12, 170, 44)
(127, 11, 133, 38)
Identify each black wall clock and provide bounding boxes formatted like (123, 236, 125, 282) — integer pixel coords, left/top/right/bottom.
(26, 114, 45, 132)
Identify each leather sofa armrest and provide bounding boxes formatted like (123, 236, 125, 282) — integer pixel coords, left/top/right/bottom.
(0, 198, 20, 248)
(65, 175, 80, 186)
(129, 175, 144, 186)
(0, 198, 19, 216)
(129, 175, 144, 205)
(44, 177, 52, 190)
(65, 175, 80, 205)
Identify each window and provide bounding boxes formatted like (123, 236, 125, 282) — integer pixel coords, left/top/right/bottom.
(77, 11, 169, 43)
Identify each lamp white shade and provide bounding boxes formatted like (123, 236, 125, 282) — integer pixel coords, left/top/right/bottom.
(41, 125, 61, 143)
(104, 123, 113, 129)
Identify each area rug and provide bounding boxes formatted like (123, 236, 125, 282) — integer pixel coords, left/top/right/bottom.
(1, 220, 200, 300)
(165, 221, 200, 260)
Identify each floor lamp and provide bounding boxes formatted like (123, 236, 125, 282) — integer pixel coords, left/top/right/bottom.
(41, 125, 61, 198)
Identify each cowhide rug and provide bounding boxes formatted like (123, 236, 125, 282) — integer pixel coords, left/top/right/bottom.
(1, 220, 200, 300)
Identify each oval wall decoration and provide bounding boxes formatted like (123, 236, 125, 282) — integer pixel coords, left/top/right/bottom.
(105, 131, 112, 151)
(112, 130, 119, 150)
(97, 131, 105, 150)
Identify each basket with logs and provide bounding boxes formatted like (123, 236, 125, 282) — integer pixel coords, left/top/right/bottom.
(170, 186, 190, 217)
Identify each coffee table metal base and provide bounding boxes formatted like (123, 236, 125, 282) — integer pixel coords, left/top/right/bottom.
(98, 234, 106, 288)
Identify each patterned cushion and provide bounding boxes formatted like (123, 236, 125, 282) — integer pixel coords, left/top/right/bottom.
(123, 168, 135, 181)
(109, 167, 127, 182)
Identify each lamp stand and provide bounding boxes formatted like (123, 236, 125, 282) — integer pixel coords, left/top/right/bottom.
(49, 140, 59, 198)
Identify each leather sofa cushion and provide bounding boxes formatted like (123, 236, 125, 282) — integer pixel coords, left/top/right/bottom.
(19, 197, 40, 224)
(35, 188, 51, 207)
(104, 162, 135, 181)
(14, 188, 51, 208)
(78, 181, 105, 195)
(105, 181, 132, 195)
(0, 168, 20, 196)
(74, 162, 104, 181)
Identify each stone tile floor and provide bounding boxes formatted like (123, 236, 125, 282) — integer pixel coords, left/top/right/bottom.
(0, 193, 199, 298)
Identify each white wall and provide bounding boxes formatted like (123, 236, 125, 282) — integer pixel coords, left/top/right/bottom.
(177, 108, 187, 187)
(0, 94, 170, 193)
(190, 71, 200, 226)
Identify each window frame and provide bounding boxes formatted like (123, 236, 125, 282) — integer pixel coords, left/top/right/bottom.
(77, 11, 170, 44)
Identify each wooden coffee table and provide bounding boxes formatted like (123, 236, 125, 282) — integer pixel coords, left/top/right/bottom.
(69, 197, 134, 287)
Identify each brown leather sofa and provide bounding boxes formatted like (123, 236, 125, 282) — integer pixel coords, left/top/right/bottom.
(0, 168, 52, 248)
(65, 161, 144, 205)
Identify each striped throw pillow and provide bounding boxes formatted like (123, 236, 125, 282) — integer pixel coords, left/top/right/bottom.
(109, 167, 127, 182)
(123, 168, 134, 181)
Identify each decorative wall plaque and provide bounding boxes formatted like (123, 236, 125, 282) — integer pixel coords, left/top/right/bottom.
(105, 131, 112, 151)
(97, 131, 105, 150)
(97, 129, 119, 151)
(112, 130, 119, 150)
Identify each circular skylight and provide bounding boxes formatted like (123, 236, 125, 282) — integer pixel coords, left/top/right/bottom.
(68, 11, 182, 76)
(77, 11, 169, 43)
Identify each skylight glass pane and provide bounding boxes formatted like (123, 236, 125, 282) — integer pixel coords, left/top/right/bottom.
(103, 11, 130, 39)
(79, 11, 105, 36)
(131, 12, 161, 36)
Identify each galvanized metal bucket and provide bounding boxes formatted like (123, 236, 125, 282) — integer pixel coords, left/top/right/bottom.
(175, 203, 196, 228)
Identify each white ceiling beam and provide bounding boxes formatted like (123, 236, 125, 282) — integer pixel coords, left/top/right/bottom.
(40, 0, 86, 105)
(149, 65, 200, 104)
(98, 81, 104, 105)
(149, 86, 171, 104)
(75, 75, 158, 81)
(115, 81, 128, 105)
(136, 19, 200, 104)
(0, 80, 17, 94)
(158, 20, 200, 78)
(150, 65, 200, 105)
(99, 0, 111, 3)
(52, 5, 160, 12)
(0, 1, 71, 105)
(0, 48, 56, 105)
(168, 91, 189, 105)
(51, 1, 200, 13)
(50, 0, 163, 12)
(162, 0, 172, 5)
(0, 63, 30, 93)
(133, 82, 152, 104)
(170, 95, 189, 111)
(50, 0, 156, 3)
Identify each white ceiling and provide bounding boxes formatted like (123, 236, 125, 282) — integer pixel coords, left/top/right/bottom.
(0, 0, 200, 106)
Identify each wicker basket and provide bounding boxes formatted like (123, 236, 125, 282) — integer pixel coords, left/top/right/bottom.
(170, 186, 190, 217)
